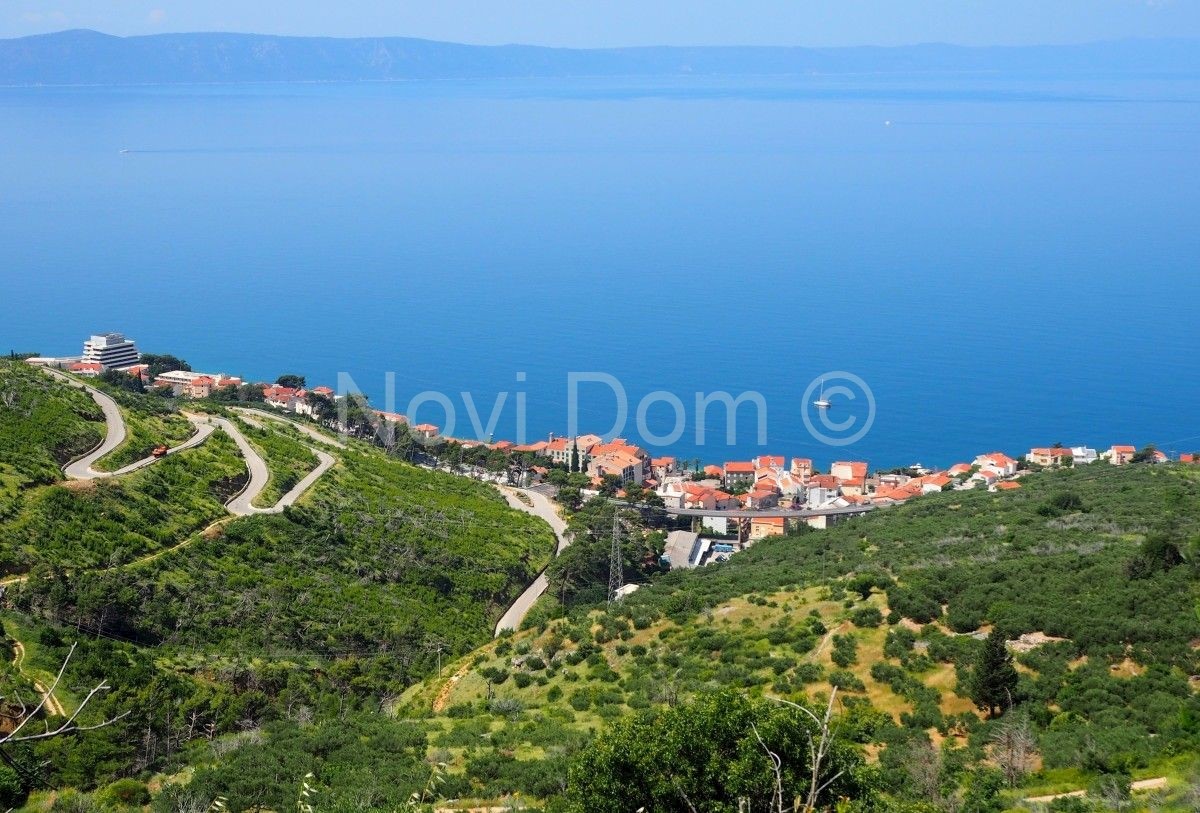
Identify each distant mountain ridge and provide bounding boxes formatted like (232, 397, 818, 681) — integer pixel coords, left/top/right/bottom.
(2, 29, 1198, 85)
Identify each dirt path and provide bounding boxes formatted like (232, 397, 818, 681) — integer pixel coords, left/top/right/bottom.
(432, 660, 474, 714)
(11, 639, 66, 717)
(1025, 777, 1167, 804)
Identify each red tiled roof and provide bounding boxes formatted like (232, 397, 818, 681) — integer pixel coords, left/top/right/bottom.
(995, 481, 1022, 490)
(724, 461, 755, 473)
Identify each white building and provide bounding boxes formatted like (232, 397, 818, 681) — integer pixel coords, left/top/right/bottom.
(1071, 446, 1099, 466)
(81, 333, 140, 369)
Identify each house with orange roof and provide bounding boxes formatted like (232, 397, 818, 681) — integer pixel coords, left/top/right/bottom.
(774, 472, 804, 497)
(973, 452, 1018, 477)
(838, 477, 867, 498)
(749, 516, 786, 541)
(830, 461, 869, 482)
(994, 480, 1022, 491)
(919, 473, 953, 493)
(703, 464, 724, 478)
(1108, 445, 1137, 465)
(511, 441, 549, 454)
(972, 469, 1001, 487)
(1182, 453, 1196, 464)
(753, 454, 785, 470)
(121, 363, 151, 382)
(948, 463, 973, 477)
(185, 375, 215, 399)
(790, 458, 814, 478)
(544, 434, 605, 469)
(412, 423, 439, 439)
(723, 461, 756, 488)
(744, 487, 780, 509)
(1027, 447, 1074, 467)
(683, 488, 717, 511)
(651, 457, 677, 479)
(67, 362, 103, 377)
(587, 449, 645, 485)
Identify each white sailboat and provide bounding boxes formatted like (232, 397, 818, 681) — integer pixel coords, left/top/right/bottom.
(813, 378, 831, 409)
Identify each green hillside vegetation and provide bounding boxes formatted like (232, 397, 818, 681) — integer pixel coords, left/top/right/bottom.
(233, 416, 321, 507)
(0, 361, 103, 514)
(0, 431, 247, 575)
(3, 364, 1199, 811)
(89, 384, 196, 473)
(394, 462, 1200, 810)
(0, 375, 559, 810)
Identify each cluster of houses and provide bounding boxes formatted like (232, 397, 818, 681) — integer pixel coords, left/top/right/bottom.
(35, 334, 1194, 568)
(31, 333, 342, 417)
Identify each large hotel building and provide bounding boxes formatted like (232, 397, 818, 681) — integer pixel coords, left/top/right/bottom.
(80, 332, 140, 369)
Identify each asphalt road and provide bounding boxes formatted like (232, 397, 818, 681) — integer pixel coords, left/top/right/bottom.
(230, 407, 347, 449)
(42, 368, 127, 479)
(218, 417, 334, 516)
(494, 487, 570, 635)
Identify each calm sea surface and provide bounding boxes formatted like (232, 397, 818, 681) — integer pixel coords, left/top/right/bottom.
(2, 75, 1198, 467)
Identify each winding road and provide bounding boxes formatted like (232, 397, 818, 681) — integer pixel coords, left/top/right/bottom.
(42, 368, 127, 478)
(211, 417, 336, 516)
(493, 486, 571, 635)
(39, 368, 338, 517)
(43, 368, 218, 479)
(231, 407, 347, 449)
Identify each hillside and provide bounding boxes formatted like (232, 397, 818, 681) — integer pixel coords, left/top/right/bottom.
(2, 360, 1199, 810)
(0, 361, 557, 810)
(1, 31, 1198, 86)
(397, 462, 1200, 810)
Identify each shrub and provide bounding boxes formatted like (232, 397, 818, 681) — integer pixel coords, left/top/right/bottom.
(96, 779, 150, 808)
(850, 607, 883, 628)
(831, 635, 858, 668)
(828, 670, 866, 692)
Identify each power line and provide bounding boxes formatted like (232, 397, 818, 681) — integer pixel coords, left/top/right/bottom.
(608, 511, 624, 605)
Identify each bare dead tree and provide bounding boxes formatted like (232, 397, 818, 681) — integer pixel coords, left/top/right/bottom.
(1, 642, 128, 746)
(754, 688, 843, 813)
(989, 711, 1037, 787)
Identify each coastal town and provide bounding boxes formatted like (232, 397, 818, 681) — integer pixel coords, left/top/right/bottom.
(29, 333, 1192, 569)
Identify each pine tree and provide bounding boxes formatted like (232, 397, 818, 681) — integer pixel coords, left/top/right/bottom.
(969, 628, 1018, 717)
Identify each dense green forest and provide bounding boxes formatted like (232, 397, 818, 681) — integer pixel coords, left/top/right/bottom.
(1, 360, 1198, 811)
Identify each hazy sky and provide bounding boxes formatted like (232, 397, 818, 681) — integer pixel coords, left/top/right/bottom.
(5, 1, 1199, 46)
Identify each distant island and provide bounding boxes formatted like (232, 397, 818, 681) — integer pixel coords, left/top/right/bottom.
(1, 29, 1198, 86)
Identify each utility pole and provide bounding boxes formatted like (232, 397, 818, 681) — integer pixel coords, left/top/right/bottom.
(608, 510, 624, 604)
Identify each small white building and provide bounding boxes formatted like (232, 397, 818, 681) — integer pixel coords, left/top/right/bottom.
(1071, 446, 1098, 466)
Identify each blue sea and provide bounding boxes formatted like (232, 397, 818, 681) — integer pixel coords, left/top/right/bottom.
(2, 74, 1198, 468)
